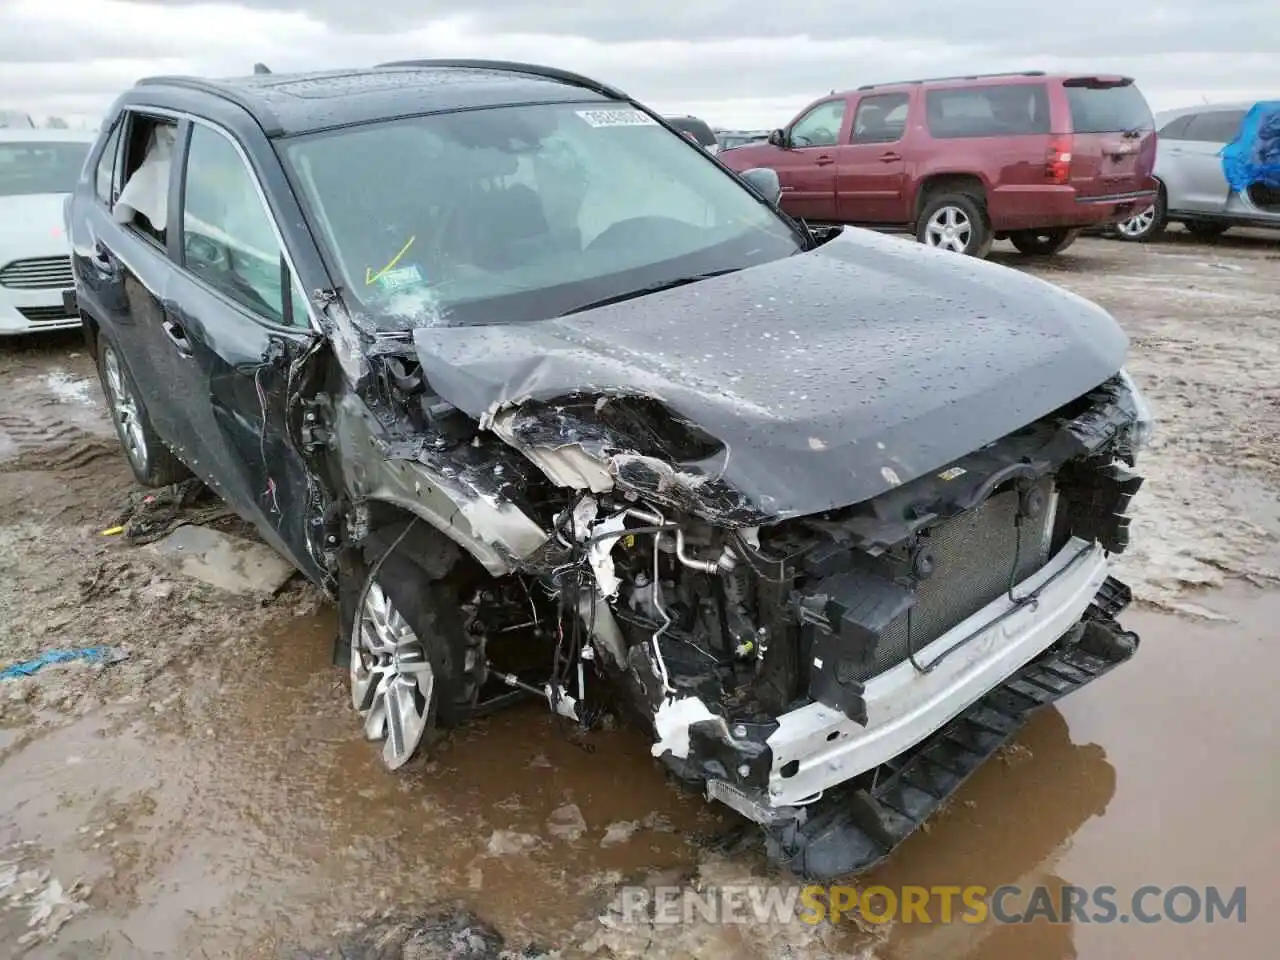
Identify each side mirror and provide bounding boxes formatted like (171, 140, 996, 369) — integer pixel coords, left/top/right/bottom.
(740, 168, 782, 207)
(768, 128, 787, 148)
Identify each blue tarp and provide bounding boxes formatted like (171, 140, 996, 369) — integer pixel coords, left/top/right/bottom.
(1220, 100, 1280, 192)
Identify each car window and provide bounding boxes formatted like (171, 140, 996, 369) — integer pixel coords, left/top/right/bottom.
(181, 123, 307, 327)
(851, 94, 910, 144)
(283, 102, 801, 329)
(1064, 81, 1154, 133)
(0, 140, 90, 197)
(114, 113, 177, 246)
(95, 122, 122, 204)
(790, 100, 847, 147)
(924, 84, 1050, 138)
(1181, 110, 1248, 144)
(1157, 115, 1193, 140)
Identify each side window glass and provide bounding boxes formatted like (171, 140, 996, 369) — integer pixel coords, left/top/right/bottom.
(94, 121, 122, 204)
(852, 94, 910, 144)
(790, 101, 846, 148)
(114, 113, 178, 246)
(1157, 115, 1192, 140)
(925, 85, 1050, 138)
(181, 124, 302, 326)
(1183, 110, 1247, 144)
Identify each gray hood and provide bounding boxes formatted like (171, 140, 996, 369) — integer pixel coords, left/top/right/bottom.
(412, 230, 1128, 518)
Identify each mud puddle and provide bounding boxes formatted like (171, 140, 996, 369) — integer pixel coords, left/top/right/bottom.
(2, 585, 1276, 958)
(0, 609, 734, 957)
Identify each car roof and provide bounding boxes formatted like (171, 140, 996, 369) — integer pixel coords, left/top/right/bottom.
(1155, 100, 1262, 124)
(135, 61, 623, 137)
(850, 71, 1133, 95)
(0, 128, 97, 142)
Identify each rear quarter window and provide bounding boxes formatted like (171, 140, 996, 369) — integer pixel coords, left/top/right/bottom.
(924, 84, 1050, 138)
(1065, 81, 1154, 133)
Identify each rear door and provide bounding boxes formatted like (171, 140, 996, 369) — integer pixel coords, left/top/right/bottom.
(1061, 78, 1156, 198)
(772, 98, 850, 221)
(74, 109, 189, 445)
(835, 92, 912, 223)
(165, 117, 324, 579)
(1162, 109, 1247, 212)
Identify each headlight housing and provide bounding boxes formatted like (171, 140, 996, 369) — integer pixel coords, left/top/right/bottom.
(1117, 367, 1155, 457)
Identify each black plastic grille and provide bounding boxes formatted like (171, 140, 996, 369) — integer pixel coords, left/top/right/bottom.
(862, 480, 1056, 679)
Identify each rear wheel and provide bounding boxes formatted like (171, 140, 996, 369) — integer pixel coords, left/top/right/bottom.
(916, 192, 993, 258)
(96, 337, 189, 487)
(1185, 221, 1230, 240)
(1009, 228, 1080, 256)
(1114, 193, 1166, 242)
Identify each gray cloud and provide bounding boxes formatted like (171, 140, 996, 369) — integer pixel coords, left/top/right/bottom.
(0, 0, 1274, 127)
(130, 0, 1266, 56)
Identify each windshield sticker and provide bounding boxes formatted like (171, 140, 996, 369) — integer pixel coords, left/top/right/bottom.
(373, 264, 424, 291)
(575, 108, 659, 128)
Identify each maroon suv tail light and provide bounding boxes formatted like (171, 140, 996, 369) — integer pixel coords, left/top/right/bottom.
(1046, 135, 1073, 184)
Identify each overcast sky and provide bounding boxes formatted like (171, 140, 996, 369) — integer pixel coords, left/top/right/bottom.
(1, 0, 1275, 128)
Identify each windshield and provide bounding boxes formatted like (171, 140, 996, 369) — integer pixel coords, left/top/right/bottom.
(282, 102, 801, 328)
(0, 141, 89, 197)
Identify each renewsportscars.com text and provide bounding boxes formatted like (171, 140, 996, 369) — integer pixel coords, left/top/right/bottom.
(614, 884, 1247, 926)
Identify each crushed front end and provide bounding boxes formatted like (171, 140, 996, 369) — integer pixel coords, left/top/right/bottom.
(500, 374, 1149, 876)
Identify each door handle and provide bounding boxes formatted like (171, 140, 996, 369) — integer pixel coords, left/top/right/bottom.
(814, 155, 835, 166)
(162, 319, 193, 357)
(879, 152, 903, 162)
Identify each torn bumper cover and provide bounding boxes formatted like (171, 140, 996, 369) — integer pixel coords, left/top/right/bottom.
(659, 542, 1135, 877)
(768, 580, 1136, 879)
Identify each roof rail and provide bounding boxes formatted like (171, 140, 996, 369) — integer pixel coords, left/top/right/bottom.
(375, 59, 629, 102)
(135, 75, 285, 135)
(857, 70, 1046, 91)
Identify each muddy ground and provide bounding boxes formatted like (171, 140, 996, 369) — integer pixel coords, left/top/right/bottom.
(0, 229, 1276, 959)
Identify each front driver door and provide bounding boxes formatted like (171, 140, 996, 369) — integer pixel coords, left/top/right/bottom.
(164, 118, 324, 580)
(773, 98, 849, 222)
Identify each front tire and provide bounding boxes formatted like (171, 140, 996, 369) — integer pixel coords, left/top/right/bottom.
(96, 337, 189, 487)
(1009, 228, 1080, 256)
(1114, 193, 1167, 242)
(339, 541, 478, 770)
(916, 192, 993, 258)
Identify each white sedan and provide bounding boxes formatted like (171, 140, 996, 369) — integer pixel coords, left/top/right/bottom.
(0, 129, 95, 335)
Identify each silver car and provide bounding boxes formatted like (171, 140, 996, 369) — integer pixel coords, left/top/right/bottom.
(1116, 101, 1280, 240)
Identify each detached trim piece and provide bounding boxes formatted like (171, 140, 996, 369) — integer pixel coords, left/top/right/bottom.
(766, 586, 1138, 879)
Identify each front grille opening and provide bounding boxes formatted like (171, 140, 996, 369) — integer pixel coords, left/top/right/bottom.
(853, 478, 1057, 681)
(0, 256, 74, 290)
(17, 304, 77, 323)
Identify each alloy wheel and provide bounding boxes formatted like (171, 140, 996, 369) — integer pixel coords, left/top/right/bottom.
(351, 579, 435, 770)
(1117, 204, 1157, 239)
(924, 205, 973, 253)
(101, 346, 150, 476)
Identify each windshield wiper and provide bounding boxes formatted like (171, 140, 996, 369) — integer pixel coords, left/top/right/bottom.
(559, 268, 742, 316)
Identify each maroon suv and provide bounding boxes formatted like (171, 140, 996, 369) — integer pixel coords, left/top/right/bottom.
(722, 71, 1157, 258)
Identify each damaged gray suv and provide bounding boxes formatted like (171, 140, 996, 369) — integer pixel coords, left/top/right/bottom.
(68, 60, 1153, 878)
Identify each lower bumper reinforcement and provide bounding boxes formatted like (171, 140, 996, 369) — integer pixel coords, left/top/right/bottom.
(762, 579, 1138, 880)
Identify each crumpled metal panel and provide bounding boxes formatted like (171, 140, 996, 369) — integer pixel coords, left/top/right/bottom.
(412, 229, 1128, 519)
